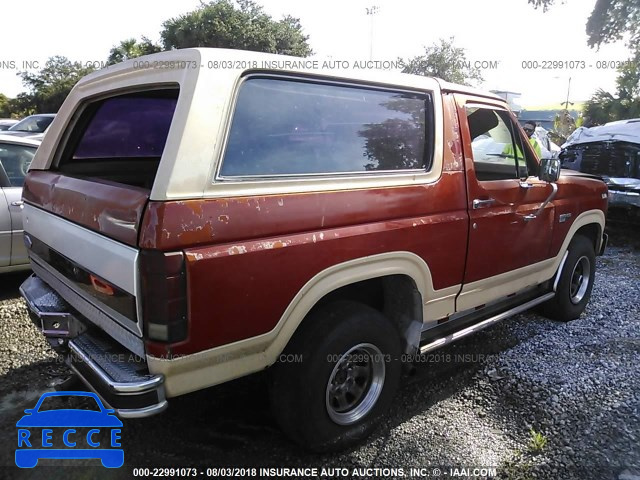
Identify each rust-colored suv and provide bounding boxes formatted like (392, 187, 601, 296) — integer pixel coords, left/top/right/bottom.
(19, 49, 608, 451)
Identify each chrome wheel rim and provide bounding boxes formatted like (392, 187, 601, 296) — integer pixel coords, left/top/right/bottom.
(570, 256, 591, 304)
(325, 343, 385, 425)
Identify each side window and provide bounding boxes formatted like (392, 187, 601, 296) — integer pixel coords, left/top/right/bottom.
(514, 124, 536, 178)
(465, 107, 525, 181)
(220, 77, 431, 177)
(0, 143, 35, 187)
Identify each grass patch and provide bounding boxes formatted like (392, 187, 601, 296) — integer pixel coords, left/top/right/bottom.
(528, 428, 547, 453)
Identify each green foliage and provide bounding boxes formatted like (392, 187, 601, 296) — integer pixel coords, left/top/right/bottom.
(586, 0, 640, 48)
(15, 56, 95, 115)
(528, 0, 640, 49)
(401, 38, 483, 86)
(0, 93, 12, 118)
(161, 0, 312, 56)
(107, 37, 162, 65)
(527, 428, 548, 453)
(527, 0, 558, 11)
(531, 1, 640, 124)
(500, 449, 535, 480)
(584, 52, 640, 124)
(584, 89, 640, 124)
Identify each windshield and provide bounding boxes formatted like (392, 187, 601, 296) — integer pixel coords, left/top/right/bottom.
(36, 395, 102, 412)
(8, 115, 54, 133)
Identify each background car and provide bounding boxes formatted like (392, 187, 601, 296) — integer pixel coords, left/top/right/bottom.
(0, 134, 40, 272)
(560, 118, 640, 221)
(0, 119, 20, 131)
(5, 114, 56, 137)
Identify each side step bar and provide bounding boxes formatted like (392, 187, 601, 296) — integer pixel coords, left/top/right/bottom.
(419, 292, 555, 354)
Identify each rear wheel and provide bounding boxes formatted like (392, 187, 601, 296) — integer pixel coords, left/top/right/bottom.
(269, 301, 402, 452)
(541, 235, 596, 322)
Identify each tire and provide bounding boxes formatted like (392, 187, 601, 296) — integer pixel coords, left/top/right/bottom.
(269, 300, 402, 452)
(540, 235, 596, 322)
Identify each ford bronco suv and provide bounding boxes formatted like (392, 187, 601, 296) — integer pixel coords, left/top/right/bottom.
(19, 49, 608, 451)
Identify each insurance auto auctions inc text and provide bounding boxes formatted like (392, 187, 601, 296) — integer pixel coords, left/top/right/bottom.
(202, 466, 498, 478)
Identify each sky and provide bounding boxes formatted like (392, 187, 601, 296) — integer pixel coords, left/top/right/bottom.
(0, 0, 633, 108)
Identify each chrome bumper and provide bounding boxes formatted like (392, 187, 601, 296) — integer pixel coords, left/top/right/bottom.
(608, 189, 640, 209)
(20, 274, 167, 418)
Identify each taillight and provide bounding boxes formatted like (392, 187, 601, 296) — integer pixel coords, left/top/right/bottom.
(139, 250, 188, 342)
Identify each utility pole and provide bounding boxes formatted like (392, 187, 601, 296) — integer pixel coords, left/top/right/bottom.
(365, 5, 379, 61)
(563, 76, 572, 110)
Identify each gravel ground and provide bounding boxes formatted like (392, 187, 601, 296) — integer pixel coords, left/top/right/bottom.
(0, 224, 638, 480)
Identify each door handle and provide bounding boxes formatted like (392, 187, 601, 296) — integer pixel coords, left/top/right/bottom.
(11, 201, 24, 207)
(472, 198, 496, 209)
(519, 181, 534, 189)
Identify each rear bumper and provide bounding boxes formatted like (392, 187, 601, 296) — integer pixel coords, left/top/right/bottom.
(20, 274, 167, 418)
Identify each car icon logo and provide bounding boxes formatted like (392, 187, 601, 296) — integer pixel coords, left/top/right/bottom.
(15, 391, 124, 468)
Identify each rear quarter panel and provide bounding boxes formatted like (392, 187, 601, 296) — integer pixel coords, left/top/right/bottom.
(142, 175, 469, 356)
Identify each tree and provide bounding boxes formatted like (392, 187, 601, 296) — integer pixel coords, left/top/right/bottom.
(0, 94, 12, 118)
(400, 38, 483, 86)
(160, 0, 312, 56)
(530, 1, 640, 123)
(17, 56, 95, 114)
(584, 53, 640, 123)
(107, 37, 162, 65)
(528, 0, 640, 49)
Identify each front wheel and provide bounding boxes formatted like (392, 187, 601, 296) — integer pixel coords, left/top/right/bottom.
(269, 301, 402, 452)
(541, 235, 596, 322)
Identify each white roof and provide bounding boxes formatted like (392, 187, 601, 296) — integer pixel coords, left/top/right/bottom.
(75, 47, 473, 94)
(563, 119, 640, 147)
(33, 48, 507, 200)
(0, 133, 41, 147)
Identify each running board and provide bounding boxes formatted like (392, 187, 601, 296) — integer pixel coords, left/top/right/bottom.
(419, 292, 555, 354)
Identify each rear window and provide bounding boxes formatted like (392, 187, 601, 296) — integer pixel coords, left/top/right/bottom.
(73, 96, 176, 159)
(58, 88, 178, 189)
(220, 77, 431, 177)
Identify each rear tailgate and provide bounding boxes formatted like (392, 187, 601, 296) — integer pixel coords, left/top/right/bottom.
(21, 88, 180, 355)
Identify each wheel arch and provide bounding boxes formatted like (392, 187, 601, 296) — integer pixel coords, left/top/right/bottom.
(574, 222, 602, 253)
(269, 252, 434, 360)
(551, 209, 604, 289)
(561, 210, 605, 257)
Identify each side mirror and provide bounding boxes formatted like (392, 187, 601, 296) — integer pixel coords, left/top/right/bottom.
(539, 158, 561, 183)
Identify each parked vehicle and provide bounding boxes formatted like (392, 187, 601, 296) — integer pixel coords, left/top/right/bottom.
(0, 119, 20, 131)
(19, 49, 608, 452)
(5, 114, 56, 137)
(0, 134, 39, 273)
(561, 119, 640, 218)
